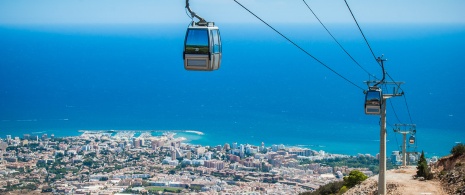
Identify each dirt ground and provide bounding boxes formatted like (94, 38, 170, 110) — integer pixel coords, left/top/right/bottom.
(345, 166, 446, 195)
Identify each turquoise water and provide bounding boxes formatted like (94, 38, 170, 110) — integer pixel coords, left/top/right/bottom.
(0, 24, 464, 157)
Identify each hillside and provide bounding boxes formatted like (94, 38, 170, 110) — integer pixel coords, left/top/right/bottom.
(344, 166, 445, 195)
(344, 154, 465, 195)
(432, 154, 465, 194)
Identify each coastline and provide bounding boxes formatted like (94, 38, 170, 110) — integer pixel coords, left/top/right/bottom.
(0, 127, 459, 157)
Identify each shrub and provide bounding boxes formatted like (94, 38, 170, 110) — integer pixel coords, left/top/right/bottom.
(299, 181, 344, 195)
(426, 173, 434, 180)
(451, 143, 465, 157)
(343, 170, 368, 188)
(339, 185, 349, 194)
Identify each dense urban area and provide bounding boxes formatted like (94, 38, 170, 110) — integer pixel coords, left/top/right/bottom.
(0, 131, 410, 194)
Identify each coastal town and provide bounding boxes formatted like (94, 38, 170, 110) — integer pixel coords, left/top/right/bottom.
(0, 131, 378, 194)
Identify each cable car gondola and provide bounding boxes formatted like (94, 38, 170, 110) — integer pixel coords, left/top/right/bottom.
(365, 86, 382, 115)
(409, 135, 415, 144)
(183, 21, 222, 71)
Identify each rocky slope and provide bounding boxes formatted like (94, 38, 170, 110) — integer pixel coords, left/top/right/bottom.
(345, 154, 465, 195)
(344, 166, 445, 195)
(431, 154, 465, 194)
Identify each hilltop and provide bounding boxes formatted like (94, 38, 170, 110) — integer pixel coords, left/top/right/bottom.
(344, 154, 465, 195)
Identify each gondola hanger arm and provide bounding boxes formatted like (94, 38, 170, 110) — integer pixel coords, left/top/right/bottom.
(186, 0, 207, 24)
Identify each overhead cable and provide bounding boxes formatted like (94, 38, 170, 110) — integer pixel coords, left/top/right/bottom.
(303, 0, 377, 79)
(233, 0, 365, 91)
(344, 0, 415, 124)
(403, 94, 414, 124)
(344, 0, 378, 63)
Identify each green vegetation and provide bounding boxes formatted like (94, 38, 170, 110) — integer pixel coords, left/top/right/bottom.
(189, 185, 202, 191)
(41, 186, 52, 192)
(451, 143, 465, 157)
(343, 170, 368, 188)
(6, 146, 19, 151)
(145, 186, 182, 193)
(27, 143, 40, 151)
(299, 181, 344, 195)
(4, 182, 37, 192)
(300, 169, 368, 195)
(416, 150, 433, 180)
(83, 159, 94, 167)
(85, 152, 96, 158)
(300, 155, 396, 174)
(168, 169, 177, 175)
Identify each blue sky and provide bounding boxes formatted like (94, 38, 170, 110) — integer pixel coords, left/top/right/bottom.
(0, 0, 464, 25)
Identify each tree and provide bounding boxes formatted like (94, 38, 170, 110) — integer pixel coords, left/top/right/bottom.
(83, 159, 94, 167)
(451, 143, 465, 157)
(299, 181, 344, 195)
(41, 186, 52, 192)
(416, 150, 429, 178)
(343, 170, 368, 188)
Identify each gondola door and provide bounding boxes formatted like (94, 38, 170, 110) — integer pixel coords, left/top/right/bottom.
(184, 28, 210, 70)
(210, 28, 221, 70)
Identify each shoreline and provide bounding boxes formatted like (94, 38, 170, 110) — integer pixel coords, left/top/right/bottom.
(2, 128, 455, 157)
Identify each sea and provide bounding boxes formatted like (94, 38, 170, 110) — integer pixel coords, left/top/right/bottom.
(0, 23, 464, 157)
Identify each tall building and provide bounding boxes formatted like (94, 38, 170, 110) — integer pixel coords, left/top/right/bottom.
(271, 144, 278, 152)
(223, 143, 230, 151)
(171, 149, 176, 161)
(232, 142, 238, 150)
(196, 147, 206, 155)
(204, 160, 225, 170)
(205, 152, 213, 160)
(41, 134, 48, 141)
(134, 139, 141, 148)
(157, 140, 163, 147)
(391, 151, 401, 165)
(151, 141, 158, 150)
(23, 134, 30, 140)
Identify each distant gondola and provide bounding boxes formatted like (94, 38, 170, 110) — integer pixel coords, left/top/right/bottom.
(409, 135, 415, 144)
(183, 21, 222, 71)
(365, 87, 382, 115)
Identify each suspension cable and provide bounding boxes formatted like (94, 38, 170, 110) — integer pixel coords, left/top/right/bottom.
(386, 72, 403, 91)
(403, 93, 414, 124)
(384, 85, 403, 124)
(387, 121, 401, 151)
(302, 0, 377, 79)
(185, 8, 193, 20)
(389, 99, 402, 124)
(344, 0, 378, 63)
(233, 0, 365, 91)
(385, 71, 414, 124)
(343, 0, 415, 151)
